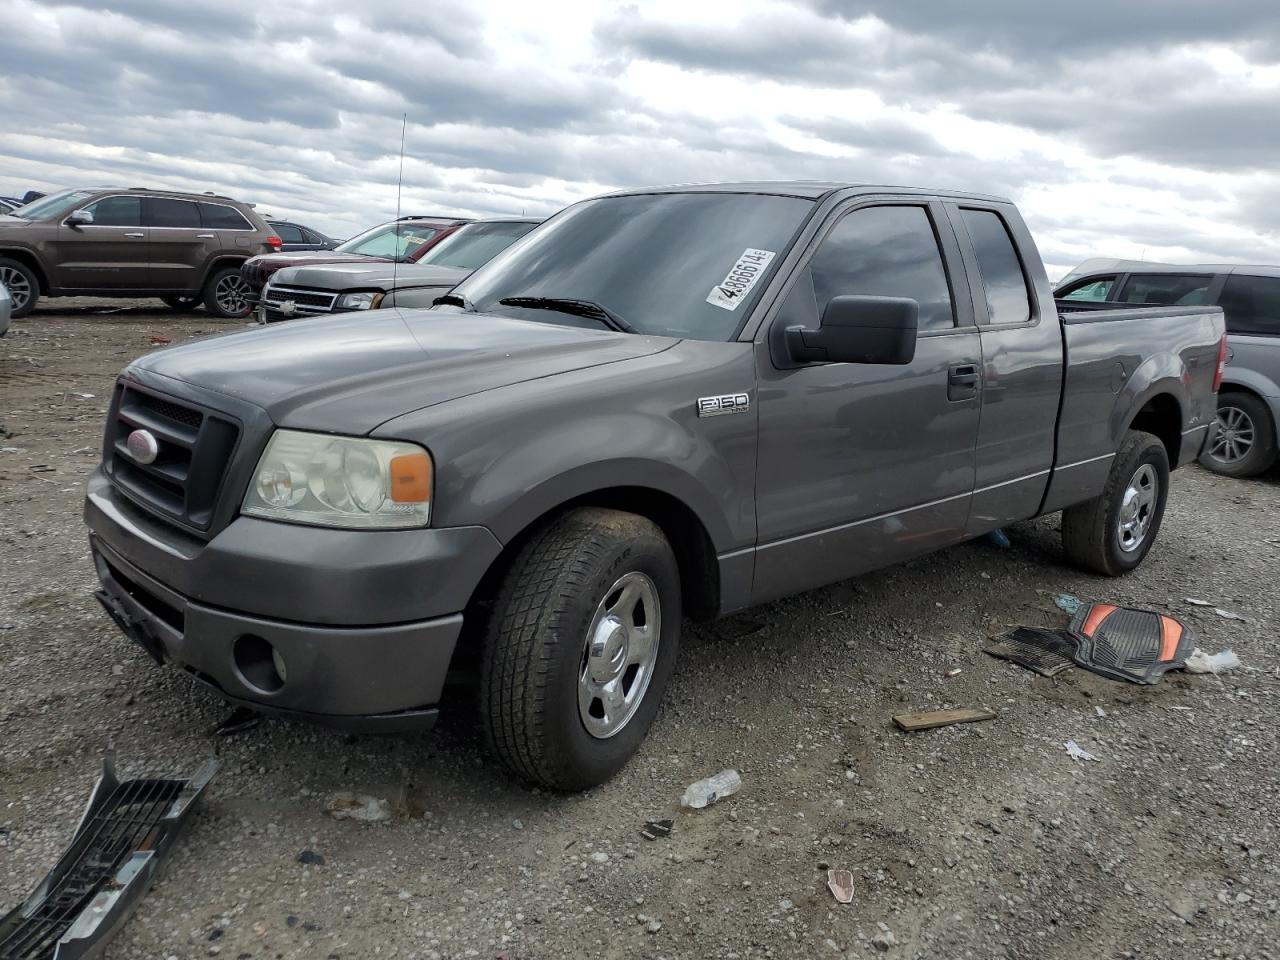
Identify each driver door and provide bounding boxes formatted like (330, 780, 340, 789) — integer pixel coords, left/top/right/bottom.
(52, 195, 149, 290)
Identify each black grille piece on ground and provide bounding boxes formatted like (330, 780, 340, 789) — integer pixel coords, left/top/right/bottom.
(1067, 603, 1197, 685)
(983, 626, 1079, 677)
(107, 383, 240, 532)
(0, 758, 216, 960)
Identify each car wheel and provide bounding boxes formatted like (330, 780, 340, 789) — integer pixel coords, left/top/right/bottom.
(202, 266, 253, 319)
(0, 257, 40, 318)
(1061, 430, 1170, 576)
(161, 295, 201, 312)
(1199, 391, 1278, 478)
(480, 507, 681, 791)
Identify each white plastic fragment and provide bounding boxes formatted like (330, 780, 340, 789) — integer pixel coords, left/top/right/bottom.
(1213, 608, 1247, 622)
(1184, 648, 1242, 675)
(1184, 598, 1213, 606)
(1065, 740, 1099, 763)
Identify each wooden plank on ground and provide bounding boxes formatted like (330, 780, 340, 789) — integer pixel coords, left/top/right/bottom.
(892, 708, 997, 732)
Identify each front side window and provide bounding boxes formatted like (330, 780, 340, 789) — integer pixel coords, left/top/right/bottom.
(1119, 273, 1213, 306)
(449, 192, 814, 341)
(960, 209, 1031, 325)
(84, 196, 141, 227)
(12, 189, 95, 221)
(199, 203, 252, 230)
(1219, 274, 1280, 336)
(144, 198, 201, 228)
(417, 220, 539, 270)
(805, 205, 955, 331)
(1059, 276, 1117, 301)
(336, 222, 441, 260)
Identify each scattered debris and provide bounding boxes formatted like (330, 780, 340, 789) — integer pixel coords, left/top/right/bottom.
(986, 528, 1011, 548)
(826, 868, 855, 904)
(872, 923, 897, 951)
(983, 626, 1077, 677)
(640, 819, 673, 841)
(1067, 603, 1195, 684)
(74, 392, 95, 399)
(0, 757, 216, 958)
(1055, 593, 1083, 615)
(1184, 649, 1242, 674)
(893, 708, 996, 732)
(589, 851, 609, 864)
(943, 668, 962, 678)
(1184, 598, 1213, 606)
(149, 335, 172, 345)
(1095, 706, 1107, 718)
(209, 706, 262, 737)
(1213, 608, 1247, 622)
(680, 769, 742, 809)
(326, 792, 392, 822)
(1065, 740, 1100, 763)
(297, 850, 325, 866)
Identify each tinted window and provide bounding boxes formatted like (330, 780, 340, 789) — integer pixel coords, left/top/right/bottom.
(417, 220, 539, 269)
(144, 198, 201, 228)
(807, 205, 954, 331)
(960, 209, 1031, 324)
(1119, 273, 1213, 306)
(452, 193, 813, 341)
(84, 195, 141, 227)
(302, 229, 325, 244)
(200, 202, 252, 229)
(273, 223, 305, 243)
(1219, 274, 1280, 336)
(1059, 276, 1117, 301)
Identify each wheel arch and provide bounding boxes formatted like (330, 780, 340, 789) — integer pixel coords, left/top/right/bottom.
(0, 248, 48, 293)
(1125, 391, 1182, 467)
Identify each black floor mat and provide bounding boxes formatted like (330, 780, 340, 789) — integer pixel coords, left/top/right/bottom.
(1067, 603, 1197, 685)
(984, 627, 1078, 677)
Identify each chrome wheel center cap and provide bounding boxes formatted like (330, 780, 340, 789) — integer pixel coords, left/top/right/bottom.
(588, 616, 629, 682)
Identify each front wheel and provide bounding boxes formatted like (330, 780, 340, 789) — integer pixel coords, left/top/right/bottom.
(1062, 430, 1170, 576)
(202, 266, 253, 319)
(1199, 391, 1278, 478)
(0, 257, 39, 318)
(480, 507, 681, 791)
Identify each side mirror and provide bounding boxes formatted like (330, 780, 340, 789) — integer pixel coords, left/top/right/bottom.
(785, 295, 918, 365)
(66, 209, 94, 228)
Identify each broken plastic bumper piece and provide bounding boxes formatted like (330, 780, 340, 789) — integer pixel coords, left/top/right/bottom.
(0, 757, 216, 960)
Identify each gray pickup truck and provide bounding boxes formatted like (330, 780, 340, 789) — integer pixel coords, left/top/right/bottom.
(85, 182, 1225, 790)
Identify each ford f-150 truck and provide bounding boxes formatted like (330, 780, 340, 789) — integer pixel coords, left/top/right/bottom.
(85, 182, 1225, 791)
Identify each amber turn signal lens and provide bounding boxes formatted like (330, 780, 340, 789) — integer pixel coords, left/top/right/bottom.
(389, 451, 432, 503)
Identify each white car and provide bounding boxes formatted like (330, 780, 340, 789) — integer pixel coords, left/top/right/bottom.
(0, 281, 11, 337)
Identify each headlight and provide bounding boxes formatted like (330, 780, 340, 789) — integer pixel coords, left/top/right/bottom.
(336, 291, 382, 310)
(242, 430, 432, 529)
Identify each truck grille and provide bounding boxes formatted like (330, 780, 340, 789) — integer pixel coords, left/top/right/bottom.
(106, 384, 240, 532)
(261, 284, 337, 322)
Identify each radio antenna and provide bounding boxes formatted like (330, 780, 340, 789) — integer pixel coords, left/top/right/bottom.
(393, 113, 407, 292)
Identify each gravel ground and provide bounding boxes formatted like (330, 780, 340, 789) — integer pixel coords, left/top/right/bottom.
(2, 300, 1278, 960)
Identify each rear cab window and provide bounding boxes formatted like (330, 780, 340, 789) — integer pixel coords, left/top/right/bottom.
(958, 208, 1031, 325)
(1219, 274, 1280, 336)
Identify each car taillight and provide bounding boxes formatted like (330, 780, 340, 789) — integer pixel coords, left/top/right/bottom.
(1213, 334, 1227, 392)
(266, 235, 282, 251)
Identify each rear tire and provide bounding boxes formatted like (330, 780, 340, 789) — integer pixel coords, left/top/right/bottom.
(1199, 391, 1277, 478)
(161, 295, 200, 312)
(1062, 430, 1170, 576)
(0, 257, 39, 318)
(202, 265, 252, 319)
(480, 507, 681, 791)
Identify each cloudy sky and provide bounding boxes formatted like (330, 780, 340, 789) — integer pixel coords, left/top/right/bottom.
(2, 0, 1278, 276)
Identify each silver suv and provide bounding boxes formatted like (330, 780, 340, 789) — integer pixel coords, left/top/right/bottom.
(1058, 259, 1280, 477)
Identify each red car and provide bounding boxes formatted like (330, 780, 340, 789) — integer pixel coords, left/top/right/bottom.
(239, 215, 470, 296)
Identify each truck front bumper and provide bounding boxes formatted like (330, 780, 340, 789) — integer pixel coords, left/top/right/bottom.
(84, 469, 503, 731)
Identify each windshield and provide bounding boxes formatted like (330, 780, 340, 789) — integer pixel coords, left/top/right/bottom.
(417, 220, 539, 270)
(334, 221, 441, 260)
(448, 192, 814, 340)
(11, 189, 95, 221)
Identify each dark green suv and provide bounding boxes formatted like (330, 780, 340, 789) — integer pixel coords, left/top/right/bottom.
(0, 187, 281, 318)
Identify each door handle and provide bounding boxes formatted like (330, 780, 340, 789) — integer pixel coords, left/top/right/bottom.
(124, 232, 145, 238)
(196, 234, 215, 239)
(947, 363, 980, 401)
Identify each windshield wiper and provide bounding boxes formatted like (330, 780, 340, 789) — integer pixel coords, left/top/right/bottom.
(432, 292, 476, 311)
(497, 296, 637, 334)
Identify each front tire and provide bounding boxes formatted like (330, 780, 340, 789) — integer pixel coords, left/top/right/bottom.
(1062, 430, 1170, 576)
(1199, 391, 1277, 478)
(480, 507, 681, 791)
(202, 266, 253, 319)
(0, 257, 39, 318)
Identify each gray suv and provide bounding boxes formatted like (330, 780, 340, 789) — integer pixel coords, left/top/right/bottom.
(1058, 259, 1280, 477)
(0, 187, 280, 319)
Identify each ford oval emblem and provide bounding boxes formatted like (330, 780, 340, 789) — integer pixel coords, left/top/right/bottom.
(126, 428, 160, 465)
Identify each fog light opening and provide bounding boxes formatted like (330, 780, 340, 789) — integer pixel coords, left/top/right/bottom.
(233, 633, 286, 694)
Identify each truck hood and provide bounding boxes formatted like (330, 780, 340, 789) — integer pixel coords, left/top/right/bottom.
(269, 262, 469, 292)
(127, 308, 676, 435)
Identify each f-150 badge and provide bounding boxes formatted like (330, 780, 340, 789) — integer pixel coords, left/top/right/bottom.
(697, 393, 750, 417)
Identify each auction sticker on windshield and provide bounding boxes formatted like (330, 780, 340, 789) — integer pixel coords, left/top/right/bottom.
(705, 249, 776, 311)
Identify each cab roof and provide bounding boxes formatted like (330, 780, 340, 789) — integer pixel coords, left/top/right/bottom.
(603, 180, 1010, 204)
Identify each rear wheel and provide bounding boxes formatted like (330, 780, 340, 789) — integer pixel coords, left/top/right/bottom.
(202, 266, 252, 319)
(1062, 430, 1170, 576)
(0, 257, 39, 318)
(1199, 391, 1277, 478)
(480, 507, 681, 790)
(161, 295, 200, 312)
